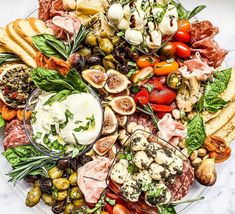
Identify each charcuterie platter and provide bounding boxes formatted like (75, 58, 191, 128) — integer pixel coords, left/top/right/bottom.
(0, 0, 234, 214)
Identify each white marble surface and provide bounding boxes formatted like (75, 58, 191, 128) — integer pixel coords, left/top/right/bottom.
(0, 0, 235, 213)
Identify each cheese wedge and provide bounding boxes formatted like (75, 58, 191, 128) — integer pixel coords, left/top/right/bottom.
(76, 0, 106, 15)
(0, 28, 36, 67)
(28, 17, 48, 34)
(6, 22, 37, 58)
(14, 19, 37, 46)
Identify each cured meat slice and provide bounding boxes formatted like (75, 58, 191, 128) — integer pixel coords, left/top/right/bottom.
(4, 119, 22, 136)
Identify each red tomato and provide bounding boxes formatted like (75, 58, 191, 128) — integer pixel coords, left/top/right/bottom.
(137, 55, 160, 68)
(173, 42, 191, 59)
(113, 204, 132, 214)
(134, 89, 149, 105)
(159, 42, 176, 60)
(132, 67, 154, 84)
(151, 104, 175, 112)
(178, 20, 191, 31)
(105, 203, 113, 214)
(174, 30, 191, 43)
(149, 87, 177, 105)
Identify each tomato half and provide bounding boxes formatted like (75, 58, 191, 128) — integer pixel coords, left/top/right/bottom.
(174, 30, 191, 43)
(113, 204, 132, 214)
(173, 42, 191, 59)
(159, 42, 176, 60)
(136, 55, 160, 68)
(153, 61, 179, 75)
(149, 87, 177, 105)
(132, 67, 154, 84)
(178, 20, 191, 31)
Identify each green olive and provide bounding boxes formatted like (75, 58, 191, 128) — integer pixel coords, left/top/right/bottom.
(53, 190, 68, 201)
(72, 198, 86, 207)
(100, 31, 110, 38)
(25, 186, 42, 207)
(102, 58, 115, 70)
(52, 178, 70, 190)
(104, 54, 118, 63)
(85, 34, 97, 47)
(78, 48, 92, 57)
(90, 65, 106, 72)
(99, 38, 114, 54)
(111, 35, 121, 46)
(41, 193, 54, 206)
(33, 180, 40, 187)
(70, 187, 83, 199)
(68, 172, 78, 186)
(64, 203, 75, 214)
(48, 166, 63, 179)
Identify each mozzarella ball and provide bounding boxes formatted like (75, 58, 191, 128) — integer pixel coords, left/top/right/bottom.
(121, 179, 141, 202)
(146, 142, 162, 157)
(110, 160, 129, 184)
(149, 163, 169, 180)
(133, 151, 153, 169)
(146, 30, 162, 49)
(168, 156, 183, 175)
(107, 3, 124, 24)
(131, 133, 149, 151)
(125, 29, 143, 45)
(154, 149, 175, 165)
(166, 4, 178, 20)
(132, 9, 147, 30)
(152, 7, 164, 17)
(133, 170, 152, 185)
(117, 18, 129, 30)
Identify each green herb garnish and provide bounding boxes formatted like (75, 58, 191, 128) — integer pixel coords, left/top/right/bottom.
(74, 114, 95, 132)
(0, 115, 5, 128)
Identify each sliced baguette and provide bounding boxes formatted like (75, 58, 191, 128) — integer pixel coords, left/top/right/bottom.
(6, 22, 37, 58)
(28, 17, 48, 34)
(0, 45, 10, 53)
(0, 28, 36, 67)
(14, 19, 37, 46)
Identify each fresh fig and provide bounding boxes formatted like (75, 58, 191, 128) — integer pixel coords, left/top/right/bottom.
(104, 69, 130, 93)
(82, 69, 108, 89)
(107, 89, 130, 100)
(109, 96, 136, 115)
(116, 114, 128, 127)
(93, 135, 118, 156)
(102, 106, 118, 135)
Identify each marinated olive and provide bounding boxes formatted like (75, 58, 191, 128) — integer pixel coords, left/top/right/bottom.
(64, 203, 75, 214)
(25, 186, 42, 207)
(53, 190, 68, 201)
(112, 48, 125, 63)
(39, 179, 53, 194)
(84, 55, 101, 66)
(69, 172, 78, 186)
(53, 178, 70, 190)
(90, 65, 106, 72)
(52, 200, 66, 214)
(117, 63, 129, 74)
(67, 54, 85, 72)
(99, 38, 114, 54)
(70, 158, 79, 171)
(70, 187, 83, 199)
(48, 167, 64, 179)
(34, 180, 41, 187)
(78, 47, 92, 57)
(105, 54, 118, 63)
(102, 58, 115, 70)
(125, 46, 139, 62)
(100, 31, 110, 38)
(85, 34, 97, 47)
(77, 155, 93, 166)
(24, 175, 39, 183)
(72, 198, 86, 207)
(92, 46, 106, 57)
(42, 193, 55, 206)
(111, 35, 121, 46)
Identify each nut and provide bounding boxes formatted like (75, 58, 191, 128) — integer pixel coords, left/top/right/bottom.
(178, 140, 186, 149)
(198, 148, 207, 157)
(192, 157, 202, 167)
(203, 154, 210, 160)
(190, 150, 198, 161)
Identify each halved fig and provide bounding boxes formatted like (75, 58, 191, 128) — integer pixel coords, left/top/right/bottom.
(109, 96, 136, 115)
(116, 114, 128, 127)
(104, 69, 130, 93)
(82, 69, 108, 89)
(93, 135, 118, 156)
(107, 89, 130, 100)
(102, 106, 118, 135)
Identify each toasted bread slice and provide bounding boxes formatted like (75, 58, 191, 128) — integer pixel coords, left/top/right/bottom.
(220, 68, 235, 101)
(14, 19, 37, 46)
(0, 45, 10, 53)
(6, 22, 37, 58)
(0, 28, 36, 67)
(28, 17, 48, 34)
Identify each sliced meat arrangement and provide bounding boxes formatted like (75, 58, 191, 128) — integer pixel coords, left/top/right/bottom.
(3, 119, 30, 150)
(77, 157, 111, 203)
(191, 21, 228, 68)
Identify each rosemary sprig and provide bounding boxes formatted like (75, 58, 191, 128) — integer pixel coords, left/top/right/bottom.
(0, 53, 21, 66)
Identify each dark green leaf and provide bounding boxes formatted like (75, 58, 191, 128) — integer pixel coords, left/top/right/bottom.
(44, 90, 73, 106)
(0, 115, 5, 128)
(195, 95, 204, 113)
(188, 5, 206, 20)
(0, 53, 20, 66)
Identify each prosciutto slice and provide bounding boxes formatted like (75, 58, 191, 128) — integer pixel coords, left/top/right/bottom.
(157, 113, 187, 146)
(77, 157, 111, 203)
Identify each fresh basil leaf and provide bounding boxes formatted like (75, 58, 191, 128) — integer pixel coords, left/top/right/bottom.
(44, 90, 73, 106)
(0, 53, 20, 66)
(0, 115, 5, 128)
(186, 114, 206, 154)
(188, 5, 206, 20)
(157, 204, 177, 214)
(195, 95, 204, 113)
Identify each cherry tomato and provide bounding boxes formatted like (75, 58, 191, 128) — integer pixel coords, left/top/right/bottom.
(153, 60, 179, 75)
(151, 104, 175, 112)
(149, 87, 177, 105)
(178, 20, 191, 31)
(173, 42, 191, 59)
(159, 42, 176, 60)
(105, 203, 113, 214)
(134, 89, 149, 105)
(113, 204, 132, 214)
(132, 67, 154, 84)
(136, 55, 160, 68)
(174, 30, 191, 43)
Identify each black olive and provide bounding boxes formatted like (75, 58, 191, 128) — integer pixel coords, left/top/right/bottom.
(67, 53, 85, 72)
(77, 155, 93, 166)
(92, 46, 106, 57)
(52, 200, 66, 214)
(39, 179, 53, 194)
(24, 175, 39, 183)
(70, 158, 79, 172)
(84, 55, 101, 66)
(112, 48, 125, 64)
(62, 171, 70, 179)
(125, 46, 139, 62)
(117, 63, 129, 74)
(57, 158, 71, 170)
